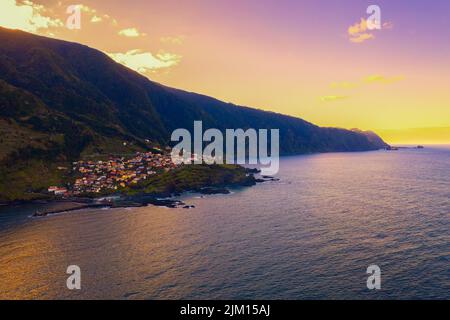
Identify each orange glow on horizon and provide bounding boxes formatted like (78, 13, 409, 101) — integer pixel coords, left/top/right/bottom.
(1, 0, 449, 144)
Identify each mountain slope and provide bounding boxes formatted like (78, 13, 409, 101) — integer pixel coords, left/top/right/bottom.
(165, 88, 388, 154)
(0, 27, 388, 201)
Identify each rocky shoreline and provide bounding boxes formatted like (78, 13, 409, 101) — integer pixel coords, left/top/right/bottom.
(32, 198, 189, 217)
(30, 173, 279, 217)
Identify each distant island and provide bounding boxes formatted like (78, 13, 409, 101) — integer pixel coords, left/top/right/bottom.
(0, 27, 388, 203)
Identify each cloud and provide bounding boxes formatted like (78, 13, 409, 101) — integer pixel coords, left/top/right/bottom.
(363, 74, 404, 84)
(349, 33, 375, 43)
(347, 18, 393, 43)
(330, 81, 360, 89)
(348, 18, 368, 36)
(322, 74, 404, 102)
(90, 15, 102, 23)
(320, 95, 349, 102)
(382, 21, 394, 30)
(160, 35, 185, 45)
(0, 0, 63, 33)
(78, 5, 118, 26)
(118, 27, 145, 37)
(330, 75, 404, 89)
(1, 1, 176, 75)
(80, 4, 96, 14)
(106, 49, 182, 73)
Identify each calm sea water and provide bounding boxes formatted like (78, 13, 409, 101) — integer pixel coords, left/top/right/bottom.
(0, 146, 449, 299)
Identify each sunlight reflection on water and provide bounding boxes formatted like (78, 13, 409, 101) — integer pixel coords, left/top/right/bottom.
(0, 147, 449, 299)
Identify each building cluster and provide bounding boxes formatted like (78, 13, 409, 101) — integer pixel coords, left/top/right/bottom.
(48, 152, 177, 196)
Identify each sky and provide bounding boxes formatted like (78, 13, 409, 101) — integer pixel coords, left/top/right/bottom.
(1, 0, 450, 144)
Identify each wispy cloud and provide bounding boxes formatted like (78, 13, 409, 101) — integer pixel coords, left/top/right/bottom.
(363, 74, 404, 84)
(79, 4, 96, 14)
(118, 27, 145, 37)
(160, 35, 186, 45)
(90, 15, 102, 23)
(349, 32, 375, 43)
(106, 49, 181, 73)
(347, 18, 392, 43)
(79, 5, 117, 26)
(382, 21, 394, 30)
(320, 95, 349, 102)
(330, 75, 404, 89)
(0, 0, 63, 33)
(322, 74, 404, 102)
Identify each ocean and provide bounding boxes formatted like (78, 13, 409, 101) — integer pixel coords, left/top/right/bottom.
(0, 146, 449, 299)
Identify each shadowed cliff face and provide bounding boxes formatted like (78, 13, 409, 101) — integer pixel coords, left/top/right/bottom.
(0, 27, 387, 201)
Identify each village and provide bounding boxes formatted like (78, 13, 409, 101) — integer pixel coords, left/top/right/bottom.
(48, 151, 178, 196)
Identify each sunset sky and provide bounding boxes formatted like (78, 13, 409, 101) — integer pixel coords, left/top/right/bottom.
(1, 0, 450, 144)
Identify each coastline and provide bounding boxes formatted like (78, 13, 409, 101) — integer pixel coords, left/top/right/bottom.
(1, 149, 397, 214)
(26, 167, 279, 217)
(0, 164, 260, 213)
(30, 186, 246, 217)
